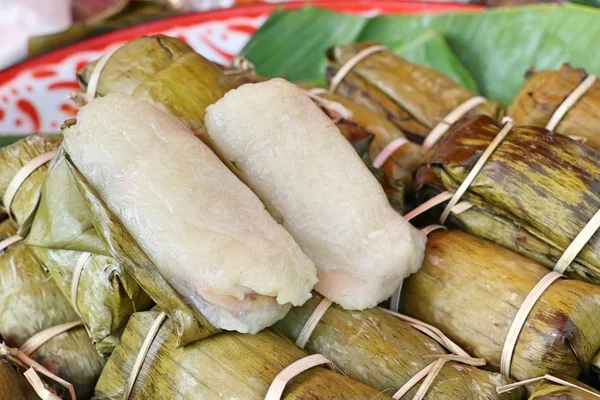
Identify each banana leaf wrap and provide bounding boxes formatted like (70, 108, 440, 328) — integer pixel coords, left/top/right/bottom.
(2, 137, 152, 356)
(55, 150, 220, 346)
(508, 64, 600, 151)
(414, 115, 600, 284)
(274, 291, 520, 399)
(94, 310, 390, 400)
(400, 229, 600, 383)
(76, 35, 237, 160)
(326, 42, 504, 143)
(0, 360, 39, 400)
(529, 376, 600, 399)
(0, 219, 104, 398)
(319, 91, 425, 192)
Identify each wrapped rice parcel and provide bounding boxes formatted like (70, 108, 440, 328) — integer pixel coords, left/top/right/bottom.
(77, 39, 421, 209)
(326, 42, 504, 145)
(94, 310, 390, 400)
(0, 219, 104, 398)
(205, 78, 426, 310)
(508, 64, 600, 151)
(1, 136, 152, 356)
(528, 376, 600, 399)
(400, 229, 600, 382)
(61, 93, 318, 342)
(414, 115, 600, 284)
(274, 291, 521, 399)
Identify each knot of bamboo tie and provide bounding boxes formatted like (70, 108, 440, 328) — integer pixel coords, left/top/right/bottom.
(225, 56, 256, 75)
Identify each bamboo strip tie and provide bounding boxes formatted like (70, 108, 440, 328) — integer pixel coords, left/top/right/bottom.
(295, 298, 333, 349)
(3, 151, 56, 221)
(23, 368, 62, 400)
(224, 56, 256, 75)
(403, 191, 473, 223)
(553, 208, 600, 274)
(71, 252, 92, 317)
(0, 321, 81, 400)
(123, 311, 167, 400)
(392, 355, 486, 400)
(422, 96, 487, 150)
(264, 354, 331, 400)
(0, 235, 23, 252)
(440, 117, 513, 224)
(497, 374, 600, 398)
(500, 272, 564, 377)
(85, 44, 125, 103)
(20, 322, 84, 357)
(328, 44, 387, 93)
(305, 89, 354, 120)
(545, 74, 597, 132)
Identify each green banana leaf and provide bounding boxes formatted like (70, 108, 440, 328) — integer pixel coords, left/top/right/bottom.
(240, 6, 367, 82)
(0, 219, 105, 399)
(390, 30, 478, 92)
(358, 4, 600, 104)
(243, 4, 600, 104)
(242, 7, 477, 92)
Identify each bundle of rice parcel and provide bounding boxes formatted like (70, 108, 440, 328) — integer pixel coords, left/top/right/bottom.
(60, 93, 318, 345)
(0, 135, 152, 356)
(205, 78, 426, 310)
(94, 310, 391, 400)
(0, 219, 104, 399)
(274, 291, 522, 399)
(400, 229, 600, 384)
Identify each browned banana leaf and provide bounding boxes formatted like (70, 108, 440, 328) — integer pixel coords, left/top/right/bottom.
(1, 136, 152, 356)
(0, 219, 104, 398)
(401, 229, 600, 383)
(326, 42, 504, 143)
(415, 115, 600, 284)
(508, 64, 600, 151)
(319, 91, 425, 190)
(529, 375, 600, 399)
(275, 291, 521, 399)
(94, 310, 391, 400)
(0, 360, 39, 400)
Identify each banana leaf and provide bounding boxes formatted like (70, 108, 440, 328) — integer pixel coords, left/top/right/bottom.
(400, 229, 600, 383)
(240, 6, 367, 84)
(241, 7, 478, 91)
(274, 291, 521, 399)
(326, 42, 504, 143)
(0, 360, 39, 400)
(318, 91, 425, 192)
(94, 310, 390, 400)
(0, 219, 104, 399)
(414, 115, 600, 284)
(390, 30, 478, 92)
(1, 137, 152, 356)
(529, 376, 600, 399)
(508, 64, 600, 151)
(358, 4, 600, 104)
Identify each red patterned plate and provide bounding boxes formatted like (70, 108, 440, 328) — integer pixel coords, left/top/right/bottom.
(0, 1, 480, 134)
